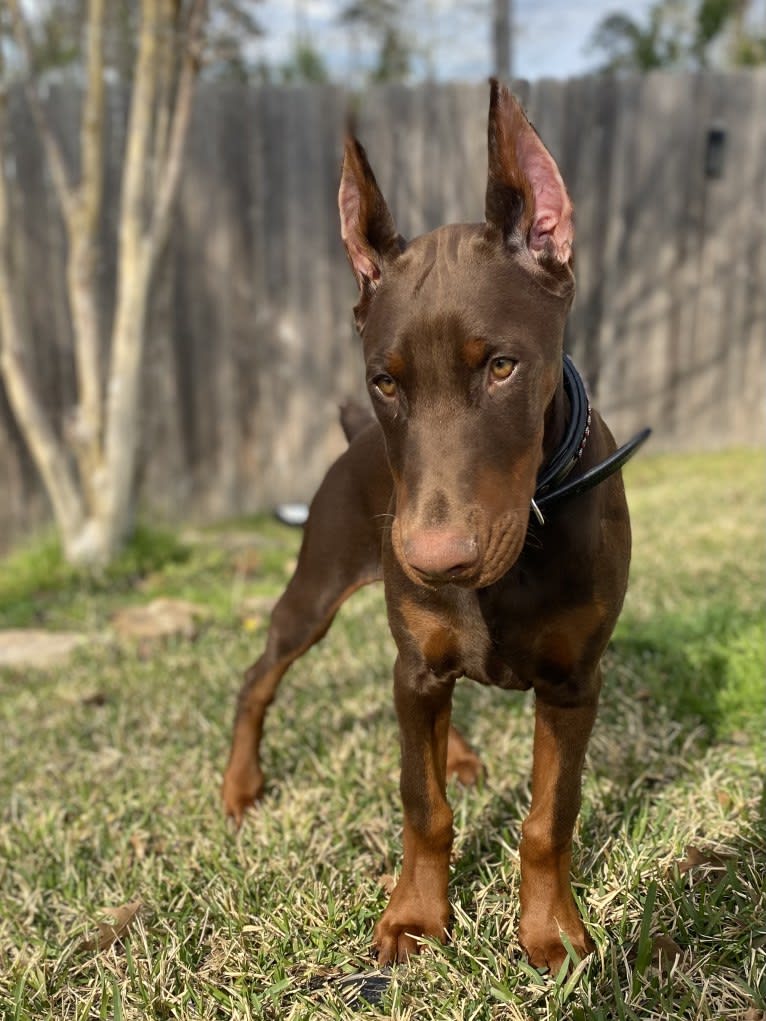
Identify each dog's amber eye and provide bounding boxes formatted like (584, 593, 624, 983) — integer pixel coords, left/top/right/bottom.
(489, 357, 516, 382)
(374, 374, 397, 398)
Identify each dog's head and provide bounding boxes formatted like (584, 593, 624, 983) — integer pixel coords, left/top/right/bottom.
(339, 81, 575, 589)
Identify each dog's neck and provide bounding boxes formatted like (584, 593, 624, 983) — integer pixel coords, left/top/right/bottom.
(542, 364, 570, 468)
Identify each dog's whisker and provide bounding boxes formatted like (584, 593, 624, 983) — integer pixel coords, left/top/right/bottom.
(523, 529, 544, 552)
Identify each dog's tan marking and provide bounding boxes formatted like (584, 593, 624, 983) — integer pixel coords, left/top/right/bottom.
(536, 603, 607, 677)
(385, 350, 407, 378)
(461, 336, 488, 369)
(400, 597, 459, 673)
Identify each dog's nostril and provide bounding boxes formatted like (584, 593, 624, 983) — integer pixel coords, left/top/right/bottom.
(403, 529, 479, 579)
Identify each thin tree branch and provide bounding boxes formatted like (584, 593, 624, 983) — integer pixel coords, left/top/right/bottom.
(0, 82, 85, 542)
(6, 0, 75, 222)
(114, 0, 161, 274)
(148, 0, 207, 269)
(79, 0, 106, 243)
(152, 0, 180, 196)
(67, 0, 107, 497)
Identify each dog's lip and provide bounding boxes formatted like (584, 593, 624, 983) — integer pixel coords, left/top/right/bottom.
(408, 564, 482, 587)
(401, 548, 522, 590)
(471, 514, 529, 588)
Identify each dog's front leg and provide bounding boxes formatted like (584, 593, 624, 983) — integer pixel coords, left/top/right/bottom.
(374, 655, 455, 965)
(518, 691, 599, 972)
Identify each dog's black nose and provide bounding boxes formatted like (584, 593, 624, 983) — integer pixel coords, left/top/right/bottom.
(403, 528, 479, 581)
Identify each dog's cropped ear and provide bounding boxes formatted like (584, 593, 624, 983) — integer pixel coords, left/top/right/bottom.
(339, 137, 403, 293)
(485, 79, 574, 266)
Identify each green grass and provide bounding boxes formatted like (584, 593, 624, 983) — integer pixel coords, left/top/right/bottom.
(0, 517, 298, 630)
(0, 450, 763, 1020)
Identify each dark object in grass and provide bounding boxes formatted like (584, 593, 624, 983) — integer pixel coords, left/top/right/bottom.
(223, 80, 649, 974)
(307, 970, 391, 1009)
(81, 691, 108, 707)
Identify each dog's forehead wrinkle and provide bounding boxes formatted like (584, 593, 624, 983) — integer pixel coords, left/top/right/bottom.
(413, 261, 435, 296)
(396, 310, 480, 391)
(406, 223, 481, 255)
(401, 225, 482, 291)
(404, 250, 564, 322)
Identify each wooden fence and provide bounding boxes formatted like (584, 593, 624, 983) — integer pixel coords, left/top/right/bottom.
(1, 71, 764, 551)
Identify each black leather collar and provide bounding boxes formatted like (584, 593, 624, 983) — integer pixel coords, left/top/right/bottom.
(531, 355, 651, 522)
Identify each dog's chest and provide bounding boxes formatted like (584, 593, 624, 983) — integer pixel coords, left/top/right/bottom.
(475, 569, 609, 693)
(466, 609, 542, 691)
(430, 590, 539, 691)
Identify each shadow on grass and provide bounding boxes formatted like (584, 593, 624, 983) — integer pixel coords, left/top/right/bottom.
(610, 603, 764, 745)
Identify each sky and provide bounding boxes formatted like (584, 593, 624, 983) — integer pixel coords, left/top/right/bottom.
(252, 0, 658, 82)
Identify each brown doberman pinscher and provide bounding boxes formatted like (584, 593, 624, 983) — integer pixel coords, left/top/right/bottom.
(223, 80, 646, 972)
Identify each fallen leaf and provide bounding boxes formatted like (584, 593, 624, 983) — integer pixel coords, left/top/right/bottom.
(377, 874, 396, 895)
(77, 899, 142, 953)
(650, 935, 683, 969)
(677, 845, 731, 875)
(129, 833, 147, 861)
(306, 966, 346, 989)
(232, 549, 262, 577)
(81, 691, 108, 707)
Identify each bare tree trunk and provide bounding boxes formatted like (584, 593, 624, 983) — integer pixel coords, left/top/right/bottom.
(101, 0, 206, 557)
(98, 0, 162, 554)
(0, 0, 207, 566)
(0, 30, 89, 559)
(0, 137, 87, 554)
(149, 0, 206, 265)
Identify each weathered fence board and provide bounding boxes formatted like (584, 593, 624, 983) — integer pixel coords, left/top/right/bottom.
(0, 72, 764, 551)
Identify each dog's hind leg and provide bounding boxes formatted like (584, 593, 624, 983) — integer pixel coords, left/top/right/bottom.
(222, 425, 389, 826)
(446, 725, 484, 786)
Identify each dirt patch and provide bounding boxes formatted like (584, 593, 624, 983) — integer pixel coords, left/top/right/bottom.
(111, 598, 208, 644)
(0, 630, 88, 670)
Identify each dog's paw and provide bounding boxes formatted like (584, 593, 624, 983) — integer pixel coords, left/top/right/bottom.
(519, 918, 595, 973)
(445, 750, 485, 787)
(373, 892, 449, 965)
(221, 764, 264, 828)
(374, 916, 448, 966)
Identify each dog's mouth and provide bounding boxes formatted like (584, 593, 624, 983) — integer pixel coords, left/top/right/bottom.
(471, 510, 530, 587)
(392, 511, 529, 590)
